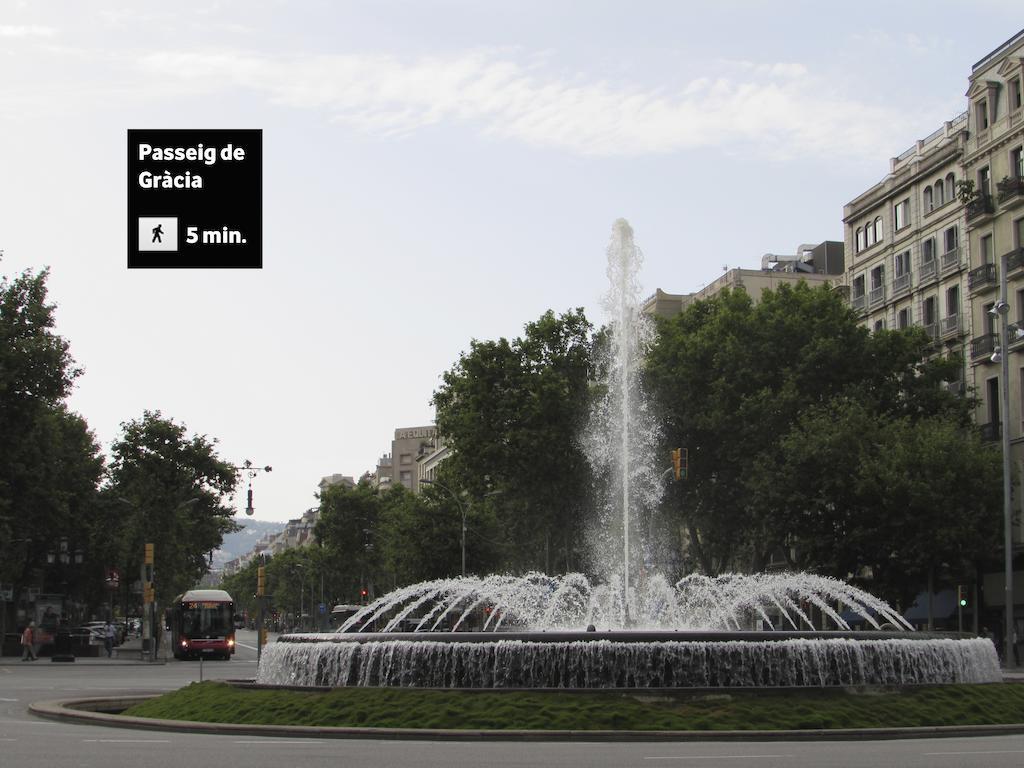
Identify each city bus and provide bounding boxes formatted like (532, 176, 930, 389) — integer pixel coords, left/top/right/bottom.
(168, 588, 236, 660)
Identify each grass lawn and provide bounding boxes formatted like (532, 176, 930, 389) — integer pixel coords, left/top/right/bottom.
(121, 682, 1024, 731)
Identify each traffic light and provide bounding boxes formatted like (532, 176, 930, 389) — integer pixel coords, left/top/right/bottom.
(957, 584, 968, 608)
(360, 588, 368, 605)
(671, 448, 681, 481)
(257, 565, 266, 597)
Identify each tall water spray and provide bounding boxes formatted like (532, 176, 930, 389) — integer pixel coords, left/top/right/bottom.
(582, 219, 662, 619)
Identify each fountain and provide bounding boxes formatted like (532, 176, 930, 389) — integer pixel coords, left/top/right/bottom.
(258, 220, 1001, 689)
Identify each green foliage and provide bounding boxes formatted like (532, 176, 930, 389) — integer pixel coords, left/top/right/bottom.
(105, 411, 239, 606)
(646, 282, 989, 598)
(124, 680, 1024, 731)
(0, 267, 103, 604)
(432, 308, 595, 573)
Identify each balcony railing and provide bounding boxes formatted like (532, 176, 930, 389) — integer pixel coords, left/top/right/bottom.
(923, 323, 939, 341)
(1006, 247, 1024, 272)
(980, 421, 1002, 442)
(966, 193, 995, 223)
(941, 314, 960, 336)
(971, 333, 999, 360)
(920, 258, 937, 281)
(892, 273, 911, 295)
(997, 176, 1024, 204)
(943, 380, 964, 396)
(968, 263, 997, 291)
(869, 286, 885, 306)
(851, 293, 866, 312)
(941, 247, 961, 271)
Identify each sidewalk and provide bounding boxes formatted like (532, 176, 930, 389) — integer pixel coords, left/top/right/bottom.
(0, 635, 164, 666)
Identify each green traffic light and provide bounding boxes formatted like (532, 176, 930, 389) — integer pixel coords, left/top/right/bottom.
(959, 598, 968, 607)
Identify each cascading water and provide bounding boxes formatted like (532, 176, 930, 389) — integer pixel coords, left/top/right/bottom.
(257, 219, 1002, 689)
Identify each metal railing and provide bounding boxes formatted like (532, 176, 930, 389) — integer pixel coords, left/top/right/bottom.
(892, 273, 911, 294)
(966, 194, 996, 222)
(941, 314, 960, 335)
(941, 247, 961, 271)
(980, 421, 1002, 442)
(920, 259, 937, 280)
(968, 263, 997, 290)
(998, 176, 1024, 203)
(971, 333, 999, 360)
(869, 286, 885, 306)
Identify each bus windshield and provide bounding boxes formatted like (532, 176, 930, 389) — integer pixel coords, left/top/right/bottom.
(180, 601, 233, 637)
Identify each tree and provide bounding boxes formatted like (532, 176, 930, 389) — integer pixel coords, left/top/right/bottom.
(0, 267, 103, 622)
(314, 481, 382, 601)
(432, 308, 595, 573)
(105, 411, 238, 608)
(646, 282, 973, 576)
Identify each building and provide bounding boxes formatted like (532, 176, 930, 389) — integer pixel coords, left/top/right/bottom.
(374, 426, 439, 492)
(841, 111, 970, 390)
(642, 240, 844, 318)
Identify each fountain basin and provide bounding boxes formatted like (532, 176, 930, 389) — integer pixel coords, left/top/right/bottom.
(257, 631, 1001, 689)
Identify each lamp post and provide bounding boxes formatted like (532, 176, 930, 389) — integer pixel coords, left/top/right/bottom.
(990, 252, 1016, 669)
(420, 479, 467, 577)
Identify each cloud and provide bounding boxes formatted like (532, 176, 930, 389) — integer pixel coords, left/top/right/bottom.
(0, 24, 57, 37)
(133, 48, 917, 162)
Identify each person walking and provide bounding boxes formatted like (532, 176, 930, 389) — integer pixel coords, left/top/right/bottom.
(20, 621, 37, 661)
(104, 619, 116, 658)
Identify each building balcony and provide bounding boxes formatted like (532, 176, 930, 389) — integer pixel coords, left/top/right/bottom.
(851, 293, 866, 313)
(979, 421, 1002, 442)
(923, 322, 939, 341)
(891, 273, 911, 297)
(1006, 247, 1024, 273)
(868, 286, 885, 306)
(920, 258, 937, 282)
(997, 176, 1024, 206)
(966, 194, 995, 226)
(970, 333, 998, 361)
(941, 314, 961, 337)
(941, 247, 961, 272)
(943, 379, 965, 396)
(968, 263, 997, 291)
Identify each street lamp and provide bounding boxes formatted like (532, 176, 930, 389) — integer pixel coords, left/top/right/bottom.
(420, 479, 468, 577)
(990, 259, 1016, 669)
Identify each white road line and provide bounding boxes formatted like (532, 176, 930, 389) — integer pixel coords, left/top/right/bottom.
(83, 739, 172, 743)
(236, 642, 258, 651)
(233, 740, 328, 744)
(645, 757, 794, 761)
(924, 751, 1024, 756)
(0, 698, 18, 702)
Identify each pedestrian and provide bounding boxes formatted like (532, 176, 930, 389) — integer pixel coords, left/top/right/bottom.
(104, 619, 116, 658)
(21, 621, 37, 661)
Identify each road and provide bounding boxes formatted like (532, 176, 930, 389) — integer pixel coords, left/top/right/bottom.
(1, 630, 1023, 768)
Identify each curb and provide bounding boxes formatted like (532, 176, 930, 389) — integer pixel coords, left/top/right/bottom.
(28, 695, 1024, 742)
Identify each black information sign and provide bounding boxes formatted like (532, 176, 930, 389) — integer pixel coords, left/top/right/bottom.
(127, 129, 262, 268)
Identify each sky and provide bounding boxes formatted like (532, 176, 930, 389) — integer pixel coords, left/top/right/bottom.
(2, 1, 1022, 523)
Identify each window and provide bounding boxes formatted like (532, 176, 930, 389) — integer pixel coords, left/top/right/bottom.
(922, 296, 937, 327)
(984, 302, 996, 335)
(981, 233, 993, 264)
(852, 274, 865, 298)
(894, 198, 910, 231)
(946, 285, 959, 317)
(866, 220, 876, 247)
(978, 98, 989, 130)
(924, 186, 933, 213)
(870, 264, 884, 290)
(897, 307, 910, 329)
(873, 319, 885, 333)
(922, 237, 935, 262)
(946, 172, 955, 194)
(935, 179, 944, 206)
(1016, 217, 1024, 249)
(874, 217, 883, 243)
(1017, 289, 1024, 323)
(399, 453, 412, 465)
(856, 227, 865, 253)
(1011, 77, 1023, 113)
(894, 250, 911, 276)
(979, 166, 991, 197)
(944, 225, 958, 253)
(1013, 147, 1024, 179)
(987, 377, 999, 425)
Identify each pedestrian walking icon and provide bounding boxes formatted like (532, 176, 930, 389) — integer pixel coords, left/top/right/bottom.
(138, 217, 177, 252)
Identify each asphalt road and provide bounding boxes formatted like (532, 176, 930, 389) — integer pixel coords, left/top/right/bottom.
(1, 630, 1023, 768)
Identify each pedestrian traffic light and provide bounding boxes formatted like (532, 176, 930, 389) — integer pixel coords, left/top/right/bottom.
(671, 448, 681, 481)
(257, 565, 266, 597)
(360, 588, 368, 605)
(957, 584, 968, 607)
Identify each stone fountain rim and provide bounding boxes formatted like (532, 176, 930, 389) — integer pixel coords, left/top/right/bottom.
(277, 630, 977, 645)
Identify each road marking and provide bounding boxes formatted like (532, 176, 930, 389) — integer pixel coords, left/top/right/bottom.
(236, 642, 258, 651)
(233, 740, 327, 744)
(645, 757, 794, 761)
(84, 739, 172, 744)
(924, 751, 1024, 757)
(0, 698, 18, 702)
